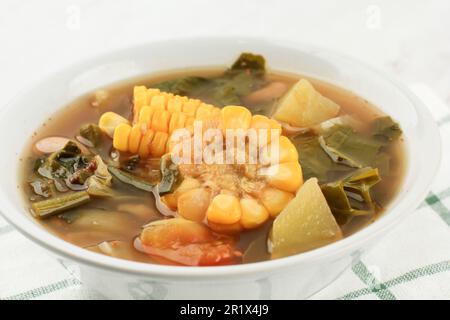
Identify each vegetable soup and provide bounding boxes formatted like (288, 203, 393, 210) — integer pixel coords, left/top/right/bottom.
(20, 53, 405, 266)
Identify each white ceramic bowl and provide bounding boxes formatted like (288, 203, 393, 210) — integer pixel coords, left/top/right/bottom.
(0, 37, 441, 299)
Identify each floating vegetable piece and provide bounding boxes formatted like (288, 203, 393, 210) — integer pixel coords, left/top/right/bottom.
(34, 137, 71, 155)
(293, 133, 351, 183)
(244, 82, 288, 105)
(319, 126, 384, 168)
(273, 79, 340, 127)
(320, 167, 381, 224)
(36, 141, 91, 185)
(108, 166, 156, 192)
(79, 123, 103, 147)
(158, 154, 179, 195)
(153, 76, 209, 96)
(29, 180, 52, 198)
(86, 156, 114, 197)
(372, 116, 402, 142)
(137, 218, 240, 266)
(313, 115, 365, 134)
(270, 178, 342, 259)
(31, 191, 90, 218)
(230, 52, 266, 71)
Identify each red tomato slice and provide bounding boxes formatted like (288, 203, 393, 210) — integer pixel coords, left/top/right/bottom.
(136, 218, 241, 266)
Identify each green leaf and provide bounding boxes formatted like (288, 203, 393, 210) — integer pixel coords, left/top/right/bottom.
(230, 53, 266, 71)
(319, 125, 385, 168)
(321, 167, 381, 224)
(153, 76, 209, 96)
(79, 123, 102, 147)
(372, 116, 402, 143)
(292, 133, 352, 183)
(158, 154, 179, 195)
(108, 166, 156, 192)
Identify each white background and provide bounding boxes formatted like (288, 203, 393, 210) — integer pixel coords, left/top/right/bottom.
(1, 0, 449, 107)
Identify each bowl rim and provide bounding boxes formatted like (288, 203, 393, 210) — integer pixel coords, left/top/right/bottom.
(0, 36, 441, 280)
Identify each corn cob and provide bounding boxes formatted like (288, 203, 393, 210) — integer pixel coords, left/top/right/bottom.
(99, 86, 303, 230)
(99, 87, 282, 159)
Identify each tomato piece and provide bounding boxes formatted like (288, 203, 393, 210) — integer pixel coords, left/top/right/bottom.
(136, 218, 241, 266)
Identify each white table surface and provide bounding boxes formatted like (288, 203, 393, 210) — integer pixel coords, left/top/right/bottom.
(1, 0, 449, 299)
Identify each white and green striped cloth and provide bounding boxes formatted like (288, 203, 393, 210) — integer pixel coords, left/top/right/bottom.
(1, 84, 449, 300)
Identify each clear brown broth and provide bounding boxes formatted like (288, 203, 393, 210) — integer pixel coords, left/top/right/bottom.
(20, 68, 406, 265)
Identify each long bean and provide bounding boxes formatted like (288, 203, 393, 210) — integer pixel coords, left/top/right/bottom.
(31, 191, 90, 219)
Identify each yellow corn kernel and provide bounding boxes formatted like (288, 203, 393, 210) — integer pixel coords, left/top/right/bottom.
(266, 161, 303, 193)
(211, 108, 221, 119)
(150, 95, 167, 110)
(177, 188, 211, 222)
(138, 106, 154, 128)
(167, 96, 184, 113)
(98, 112, 129, 138)
(264, 135, 298, 164)
(150, 131, 169, 157)
(206, 194, 242, 225)
(183, 99, 200, 117)
(161, 193, 178, 210)
(185, 116, 195, 128)
(195, 103, 215, 120)
(138, 129, 154, 158)
(145, 88, 160, 105)
(277, 136, 298, 163)
(250, 115, 282, 144)
(168, 112, 187, 134)
(221, 105, 252, 130)
(240, 198, 269, 229)
(113, 123, 132, 152)
(174, 178, 201, 198)
(151, 109, 171, 133)
(133, 86, 147, 116)
(128, 125, 143, 154)
(259, 187, 294, 218)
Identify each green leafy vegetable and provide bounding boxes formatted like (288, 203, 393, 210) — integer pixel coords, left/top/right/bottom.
(108, 166, 156, 192)
(79, 123, 102, 147)
(230, 52, 265, 71)
(31, 191, 90, 219)
(372, 116, 402, 143)
(86, 156, 114, 197)
(319, 126, 384, 168)
(292, 133, 352, 183)
(29, 180, 52, 198)
(158, 154, 179, 195)
(151, 52, 267, 107)
(153, 76, 209, 96)
(321, 167, 381, 224)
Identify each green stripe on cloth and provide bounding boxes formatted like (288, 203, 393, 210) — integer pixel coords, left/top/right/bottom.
(340, 260, 450, 300)
(419, 188, 450, 209)
(350, 261, 396, 300)
(1, 278, 81, 300)
(0, 225, 14, 236)
(426, 192, 450, 226)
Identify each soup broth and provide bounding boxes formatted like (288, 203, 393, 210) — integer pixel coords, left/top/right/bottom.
(20, 53, 405, 266)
